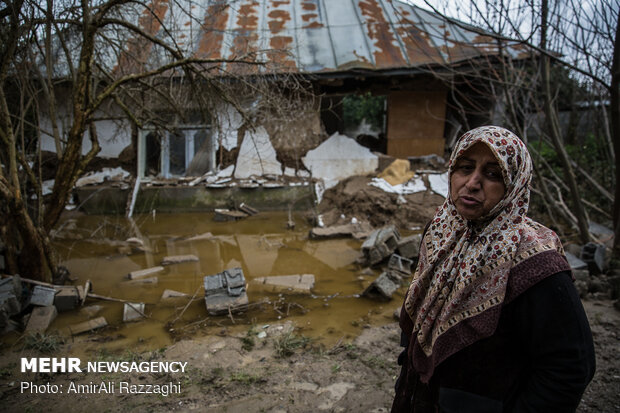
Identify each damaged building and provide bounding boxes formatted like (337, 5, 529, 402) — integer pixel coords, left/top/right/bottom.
(35, 0, 525, 213)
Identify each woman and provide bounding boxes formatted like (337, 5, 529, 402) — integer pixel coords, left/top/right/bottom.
(392, 126, 595, 412)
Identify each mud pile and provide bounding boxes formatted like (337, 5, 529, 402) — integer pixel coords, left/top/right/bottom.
(316, 175, 445, 231)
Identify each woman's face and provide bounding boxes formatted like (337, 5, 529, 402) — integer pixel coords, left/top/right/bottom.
(450, 142, 506, 221)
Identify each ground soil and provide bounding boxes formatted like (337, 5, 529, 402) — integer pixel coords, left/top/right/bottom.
(0, 298, 617, 412)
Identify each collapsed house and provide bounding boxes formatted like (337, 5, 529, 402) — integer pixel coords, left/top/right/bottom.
(35, 0, 526, 213)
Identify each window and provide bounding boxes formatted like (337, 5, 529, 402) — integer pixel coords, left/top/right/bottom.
(138, 126, 214, 178)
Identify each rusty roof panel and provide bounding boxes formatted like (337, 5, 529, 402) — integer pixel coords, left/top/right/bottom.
(109, 0, 523, 77)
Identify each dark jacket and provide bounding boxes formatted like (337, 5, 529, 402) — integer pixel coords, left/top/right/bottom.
(392, 271, 596, 412)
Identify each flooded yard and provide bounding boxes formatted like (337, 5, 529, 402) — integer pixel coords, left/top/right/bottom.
(50, 211, 407, 355)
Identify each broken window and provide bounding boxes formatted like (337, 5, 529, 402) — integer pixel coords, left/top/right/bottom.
(138, 126, 214, 178)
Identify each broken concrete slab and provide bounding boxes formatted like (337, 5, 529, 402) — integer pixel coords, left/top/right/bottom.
(54, 287, 79, 312)
(362, 272, 401, 301)
(68, 316, 108, 335)
(234, 126, 282, 179)
(565, 252, 588, 270)
(161, 254, 199, 265)
(253, 274, 315, 294)
(361, 225, 401, 265)
(397, 234, 422, 259)
(123, 302, 145, 322)
(204, 268, 249, 315)
(80, 305, 103, 318)
(161, 289, 189, 300)
(309, 223, 373, 240)
(126, 276, 158, 285)
(185, 232, 215, 242)
(127, 266, 164, 280)
(213, 209, 248, 222)
(25, 306, 57, 334)
(30, 285, 56, 307)
(302, 132, 379, 189)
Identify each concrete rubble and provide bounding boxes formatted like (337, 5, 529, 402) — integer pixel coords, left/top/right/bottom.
(204, 268, 249, 315)
(361, 225, 401, 265)
(252, 274, 315, 294)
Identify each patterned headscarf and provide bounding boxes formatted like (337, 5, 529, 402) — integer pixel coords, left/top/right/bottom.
(403, 125, 565, 380)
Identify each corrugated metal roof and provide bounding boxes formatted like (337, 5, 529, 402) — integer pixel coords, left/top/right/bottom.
(110, 0, 521, 76)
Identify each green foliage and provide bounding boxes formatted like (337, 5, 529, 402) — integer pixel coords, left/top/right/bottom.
(342, 93, 385, 130)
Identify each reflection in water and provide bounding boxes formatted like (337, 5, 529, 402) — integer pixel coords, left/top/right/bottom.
(51, 212, 407, 354)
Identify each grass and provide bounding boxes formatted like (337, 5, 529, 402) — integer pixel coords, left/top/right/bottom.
(229, 371, 263, 384)
(273, 332, 311, 358)
(23, 332, 64, 353)
(241, 326, 258, 351)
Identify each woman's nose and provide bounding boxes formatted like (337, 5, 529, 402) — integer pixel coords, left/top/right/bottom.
(465, 171, 482, 190)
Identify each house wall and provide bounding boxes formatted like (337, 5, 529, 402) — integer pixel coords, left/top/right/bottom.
(386, 90, 447, 157)
(39, 88, 132, 158)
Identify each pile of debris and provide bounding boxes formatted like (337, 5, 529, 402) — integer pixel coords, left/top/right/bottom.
(565, 223, 619, 307)
(359, 225, 422, 301)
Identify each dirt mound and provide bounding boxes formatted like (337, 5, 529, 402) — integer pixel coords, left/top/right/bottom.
(317, 175, 444, 230)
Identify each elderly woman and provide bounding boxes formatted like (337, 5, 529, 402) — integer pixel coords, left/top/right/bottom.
(392, 126, 595, 412)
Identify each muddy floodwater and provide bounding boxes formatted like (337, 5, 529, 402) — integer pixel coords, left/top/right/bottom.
(50, 211, 409, 355)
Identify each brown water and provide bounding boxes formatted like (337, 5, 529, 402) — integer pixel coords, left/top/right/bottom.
(50, 211, 407, 354)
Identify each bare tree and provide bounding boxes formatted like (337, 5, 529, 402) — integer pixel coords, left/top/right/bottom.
(400, 0, 618, 250)
(0, 0, 309, 282)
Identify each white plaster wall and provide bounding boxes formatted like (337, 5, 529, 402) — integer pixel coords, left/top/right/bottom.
(302, 132, 379, 188)
(39, 98, 131, 158)
(215, 104, 243, 151)
(234, 126, 282, 178)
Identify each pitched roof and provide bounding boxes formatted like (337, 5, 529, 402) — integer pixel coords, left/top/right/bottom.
(108, 0, 525, 76)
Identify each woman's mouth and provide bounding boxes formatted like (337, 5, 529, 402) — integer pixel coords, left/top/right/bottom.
(459, 195, 481, 207)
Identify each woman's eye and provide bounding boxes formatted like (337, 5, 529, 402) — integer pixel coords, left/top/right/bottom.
(486, 170, 502, 180)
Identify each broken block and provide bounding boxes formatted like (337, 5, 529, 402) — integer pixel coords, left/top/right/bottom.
(388, 254, 414, 276)
(54, 287, 79, 312)
(238, 203, 259, 216)
(204, 268, 249, 315)
(397, 234, 422, 259)
(30, 285, 56, 307)
(123, 302, 145, 322)
(161, 255, 199, 265)
(0, 291, 20, 316)
(161, 289, 189, 300)
(361, 225, 401, 265)
(253, 274, 315, 294)
(213, 209, 248, 222)
(128, 266, 164, 280)
(68, 316, 107, 335)
(25, 306, 58, 334)
(80, 305, 103, 318)
(362, 272, 401, 301)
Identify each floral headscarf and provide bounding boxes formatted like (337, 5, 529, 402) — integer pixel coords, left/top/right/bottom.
(403, 125, 566, 381)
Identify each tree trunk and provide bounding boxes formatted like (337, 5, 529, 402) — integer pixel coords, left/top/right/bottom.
(540, 0, 591, 244)
(610, 7, 620, 264)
